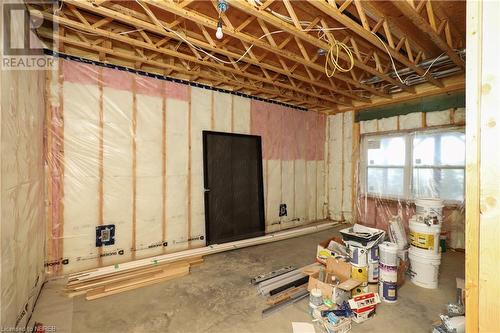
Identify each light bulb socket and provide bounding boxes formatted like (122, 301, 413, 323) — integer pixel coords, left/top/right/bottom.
(217, 0, 228, 13)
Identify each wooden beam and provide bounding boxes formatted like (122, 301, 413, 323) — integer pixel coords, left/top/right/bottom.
(308, 0, 444, 87)
(141, 0, 385, 99)
(57, 0, 373, 103)
(391, 1, 465, 69)
(227, 0, 412, 93)
(37, 7, 342, 109)
(335, 74, 464, 113)
(38, 28, 330, 108)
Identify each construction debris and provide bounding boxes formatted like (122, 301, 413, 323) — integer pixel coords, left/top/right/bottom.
(251, 266, 296, 285)
(65, 257, 203, 300)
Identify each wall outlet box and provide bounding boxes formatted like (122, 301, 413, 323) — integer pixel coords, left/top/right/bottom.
(279, 204, 287, 217)
(96, 224, 115, 247)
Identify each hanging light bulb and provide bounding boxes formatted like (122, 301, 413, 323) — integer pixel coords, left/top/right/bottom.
(215, 19, 224, 40)
(215, 0, 227, 40)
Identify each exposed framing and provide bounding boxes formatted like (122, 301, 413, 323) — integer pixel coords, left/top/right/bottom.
(29, 0, 466, 113)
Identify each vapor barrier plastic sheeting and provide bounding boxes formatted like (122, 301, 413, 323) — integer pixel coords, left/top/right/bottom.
(356, 126, 465, 249)
(45, 58, 328, 276)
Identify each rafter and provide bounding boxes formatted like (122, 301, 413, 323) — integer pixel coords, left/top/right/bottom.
(32, 0, 465, 113)
(391, 1, 465, 69)
(308, 0, 444, 87)
(55, 0, 375, 104)
(34, 10, 341, 111)
(227, 0, 412, 92)
(139, 0, 388, 97)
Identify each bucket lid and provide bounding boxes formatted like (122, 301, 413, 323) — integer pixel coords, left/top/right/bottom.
(379, 241, 398, 253)
(409, 246, 441, 260)
(415, 198, 444, 208)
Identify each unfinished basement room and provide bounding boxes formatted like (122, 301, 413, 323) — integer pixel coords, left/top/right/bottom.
(0, 0, 498, 332)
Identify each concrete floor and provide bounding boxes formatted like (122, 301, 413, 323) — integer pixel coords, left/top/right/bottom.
(30, 225, 464, 333)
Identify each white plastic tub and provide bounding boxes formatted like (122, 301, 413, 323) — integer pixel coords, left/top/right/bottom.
(409, 246, 441, 289)
(415, 198, 444, 222)
(409, 217, 441, 254)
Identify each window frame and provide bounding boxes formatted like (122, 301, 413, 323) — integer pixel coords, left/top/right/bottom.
(360, 126, 465, 204)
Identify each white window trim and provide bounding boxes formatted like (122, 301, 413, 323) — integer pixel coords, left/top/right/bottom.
(360, 126, 465, 205)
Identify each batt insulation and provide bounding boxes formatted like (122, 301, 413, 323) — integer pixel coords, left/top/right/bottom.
(46, 58, 327, 275)
(327, 112, 355, 222)
(0, 50, 45, 328)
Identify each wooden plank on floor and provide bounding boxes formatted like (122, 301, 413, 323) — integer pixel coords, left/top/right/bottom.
(85, 270, 189, 300)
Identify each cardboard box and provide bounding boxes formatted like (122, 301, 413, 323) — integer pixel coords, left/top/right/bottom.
(307, 257, 361, 305)
(316, 236, 347, 265)
(348, 292, 381, 323)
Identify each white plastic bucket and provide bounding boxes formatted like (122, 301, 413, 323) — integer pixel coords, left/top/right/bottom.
(409, 246, 441, 289)
(415, 198, 444, 221)
(379, 262, 397, 283)
(379, 242, 399, 266)
(409, 217, 441, 253)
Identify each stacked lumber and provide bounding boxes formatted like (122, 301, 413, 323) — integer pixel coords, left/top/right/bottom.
(65, 257, 203, 300)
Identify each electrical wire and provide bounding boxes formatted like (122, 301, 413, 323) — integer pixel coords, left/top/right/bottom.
(324, 38, 355, 77)
(370, 31, 449, 85)
(135, 0, 354, 77)
(370, 31, 406, 84)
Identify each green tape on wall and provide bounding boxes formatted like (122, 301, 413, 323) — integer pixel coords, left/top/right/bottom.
(356, 91, 465, 122)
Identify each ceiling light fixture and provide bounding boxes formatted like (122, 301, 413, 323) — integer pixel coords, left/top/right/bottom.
(215, 0, 228, 40)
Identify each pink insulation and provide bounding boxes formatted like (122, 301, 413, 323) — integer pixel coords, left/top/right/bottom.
(62, 60, 99, 85)
(102, 67, 134, 91)
(135, 75, 164, 97)
(62, 59, 189, 100)
(165, 81, 189, 101)
(250, 100, 326, 161)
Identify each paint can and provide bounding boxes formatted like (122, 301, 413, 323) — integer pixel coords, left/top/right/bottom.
(348, 245, 367, 267)
(379, 241, 399, 266)
(351, 265, 368, 283)
(351, 285, 369, 297)
(379, 262, 398, 283)
(415, 198, 444, 222)
(409, 217, 441, 254)
(379, 281, 397, 303)
(409, 246, 441, 289)
(367, 246, 379, 263)
(368, 261, 379, 283)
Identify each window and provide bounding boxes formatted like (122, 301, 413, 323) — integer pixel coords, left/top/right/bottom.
(361, 128, 465, 203)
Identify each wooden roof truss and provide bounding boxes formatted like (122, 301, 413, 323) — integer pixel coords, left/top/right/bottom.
(30, 0, 465, 113)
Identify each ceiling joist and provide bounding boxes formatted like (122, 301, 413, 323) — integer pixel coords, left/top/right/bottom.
(30, 0, 465, 113)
